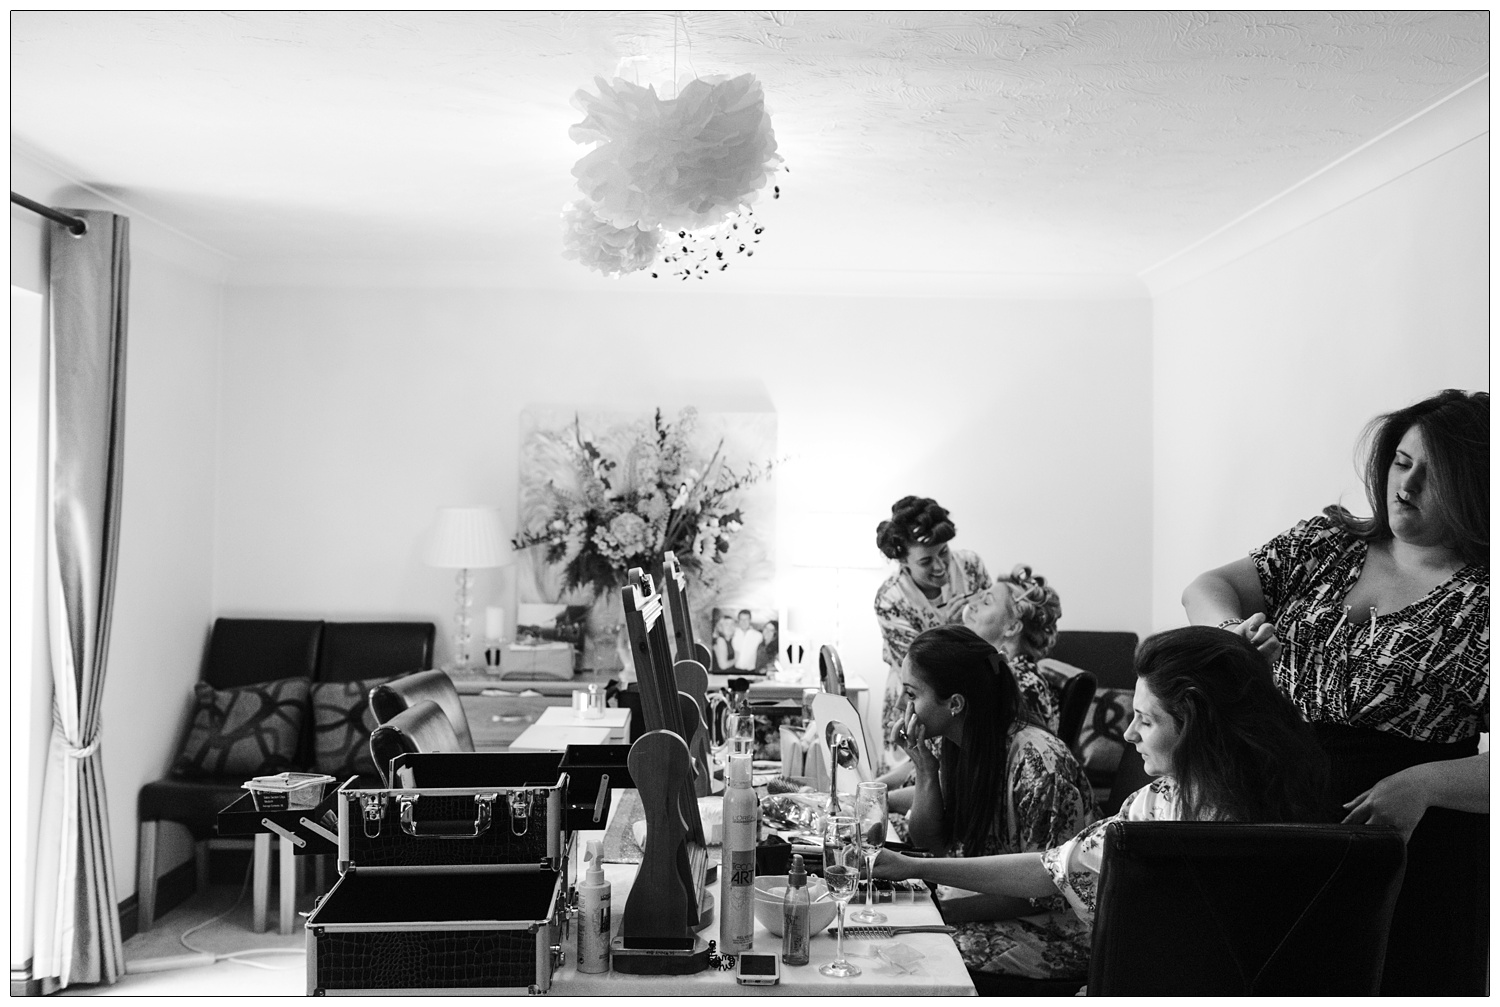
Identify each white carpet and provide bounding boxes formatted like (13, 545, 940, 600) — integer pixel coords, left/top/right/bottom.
(62, 872, 311, 997)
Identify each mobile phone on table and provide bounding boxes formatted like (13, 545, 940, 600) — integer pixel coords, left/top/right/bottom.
(735, 953, 781, 985)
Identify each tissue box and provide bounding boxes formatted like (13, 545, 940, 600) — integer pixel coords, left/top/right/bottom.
(498, 641, 575, 680)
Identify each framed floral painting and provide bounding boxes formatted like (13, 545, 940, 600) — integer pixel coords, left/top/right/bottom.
(512, 406, 776, 673)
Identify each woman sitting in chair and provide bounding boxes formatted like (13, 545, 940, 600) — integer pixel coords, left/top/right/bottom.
(876, 626, 1329, 984)
(962, 564, 1064, 734)
(891, 625, 1097, 982)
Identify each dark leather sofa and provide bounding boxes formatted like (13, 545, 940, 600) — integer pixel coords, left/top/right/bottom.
(135, 617, 434, 930)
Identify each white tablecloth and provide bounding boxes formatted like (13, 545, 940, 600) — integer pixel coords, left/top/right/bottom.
(551, 803, 975, 996)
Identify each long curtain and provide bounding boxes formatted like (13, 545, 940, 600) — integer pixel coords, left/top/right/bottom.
(30, 208, 130, 992)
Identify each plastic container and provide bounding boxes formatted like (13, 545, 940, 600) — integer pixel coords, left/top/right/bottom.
(242, 772, 336, 812)
(576, 839, 611, 973)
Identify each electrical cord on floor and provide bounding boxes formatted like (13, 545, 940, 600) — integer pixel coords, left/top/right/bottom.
(178, 860, 307, 970)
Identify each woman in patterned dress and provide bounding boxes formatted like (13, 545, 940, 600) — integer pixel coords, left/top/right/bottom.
(961, 564, 1065, 735)
(873, 496, 991, 773)
(876, 627, 1329, 989)
(1181, 388, 1489, 995)
(891, 625, 1097, 982)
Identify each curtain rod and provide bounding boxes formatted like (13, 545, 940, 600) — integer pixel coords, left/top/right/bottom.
(10, 191, 88, 235)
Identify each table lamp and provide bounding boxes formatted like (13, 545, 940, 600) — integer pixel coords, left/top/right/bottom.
(425, 505, 510, 672)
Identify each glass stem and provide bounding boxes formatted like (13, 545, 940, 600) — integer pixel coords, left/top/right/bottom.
(836, 900, 846, 963)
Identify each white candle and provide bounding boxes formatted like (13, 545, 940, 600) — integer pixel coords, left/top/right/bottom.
(485, 606, 504, 641)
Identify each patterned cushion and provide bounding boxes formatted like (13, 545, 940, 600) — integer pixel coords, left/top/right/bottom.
(172, 678, 310, 779)
(312, 677, 393, 779)
(1078, 686, 1135, 776)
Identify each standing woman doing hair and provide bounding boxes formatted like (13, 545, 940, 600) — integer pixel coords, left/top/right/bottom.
(895, 625, 1096, 982)
(1182, 389, 1488, 995)
(877, 626, 1329, 991)
(873, 496, 991, 771)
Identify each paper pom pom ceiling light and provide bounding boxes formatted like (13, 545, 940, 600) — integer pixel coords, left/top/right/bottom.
(562, 66, 785, 280)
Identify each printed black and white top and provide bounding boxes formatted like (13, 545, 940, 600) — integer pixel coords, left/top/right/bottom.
(1250, 514, 1489, 744)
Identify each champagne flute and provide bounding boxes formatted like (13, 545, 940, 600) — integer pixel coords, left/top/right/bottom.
(727, 712, 756, 758)
(851, 781, 888, 924)
(712, 711, 754, 779)
(819, 815, 862, 978)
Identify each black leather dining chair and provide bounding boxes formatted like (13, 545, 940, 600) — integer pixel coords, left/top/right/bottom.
(1087, 821, 1406, 995)
(368, 700, 464, 786)
(369, 669, 475, 752)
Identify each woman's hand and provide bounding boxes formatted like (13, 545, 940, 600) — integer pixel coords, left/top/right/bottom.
(1225, 612, 1284, 665)
(899, 712, 939, 779)
(873, 847, 915, 882)
(1341, 765, 1432, 842)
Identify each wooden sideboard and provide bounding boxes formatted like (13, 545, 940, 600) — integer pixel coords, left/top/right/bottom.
(448, 670, 614, 751)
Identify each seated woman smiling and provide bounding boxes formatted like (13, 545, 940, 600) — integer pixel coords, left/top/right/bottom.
(893, 624, 1096, 982)
(877, 626, 1330, 984)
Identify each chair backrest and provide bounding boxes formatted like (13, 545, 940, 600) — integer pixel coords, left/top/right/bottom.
(1089, 821, 1406, 995)
(818, 644, 846, 697)
(203, 618, 323, 689)
(318, 621, 435, 683)
(369, 669, 475, 752)
(1047, 664, 1097, 757)
(368, 699, 462, 786)
(1049, 630, 1139, 690)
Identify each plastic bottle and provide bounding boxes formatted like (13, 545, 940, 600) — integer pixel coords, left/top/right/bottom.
(719, 751, 758, 952)
(576, 839, 611, 973)
(781, 854, 811, 966)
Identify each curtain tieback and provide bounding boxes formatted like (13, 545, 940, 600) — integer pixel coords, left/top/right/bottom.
(66, 737, 100, 759)
(52, 709, 101, 759)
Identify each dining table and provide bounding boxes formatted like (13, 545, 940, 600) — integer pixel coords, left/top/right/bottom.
(548, 793, 977, 996)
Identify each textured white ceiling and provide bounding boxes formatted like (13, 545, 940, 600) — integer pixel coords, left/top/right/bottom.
(9, 10, 1489, 290)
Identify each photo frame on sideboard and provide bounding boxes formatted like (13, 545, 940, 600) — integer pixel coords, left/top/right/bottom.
(708, 605, 779, 676)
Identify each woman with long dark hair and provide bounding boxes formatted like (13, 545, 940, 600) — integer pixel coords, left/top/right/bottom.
(1182, 389, 1488, 994)
(894, 625, 1095, 982)
(876, 626, 1329, 989)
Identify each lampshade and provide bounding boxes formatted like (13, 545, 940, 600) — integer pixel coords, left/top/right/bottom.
(425, 506, 511, 569)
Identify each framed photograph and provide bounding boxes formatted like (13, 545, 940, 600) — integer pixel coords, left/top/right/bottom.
(709, 605, 780, 675)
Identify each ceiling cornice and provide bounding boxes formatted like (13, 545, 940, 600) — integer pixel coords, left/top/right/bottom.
(1139, 75, 1489, 298)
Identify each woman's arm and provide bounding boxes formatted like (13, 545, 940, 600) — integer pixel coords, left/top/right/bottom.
(896, 722, 947, 852)
(1182, 556, 1268, 624)
(1182, 556, 1282, 661)
(884, 783, 914, 815)
(1342, 753, 1489, 841)
(874, 848, 1057, 900)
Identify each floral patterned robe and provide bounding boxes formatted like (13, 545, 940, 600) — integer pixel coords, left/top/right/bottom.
(874, 549, 990, 770)
(1039, 777, 1184, 926)
(942, 724, 1098, 979)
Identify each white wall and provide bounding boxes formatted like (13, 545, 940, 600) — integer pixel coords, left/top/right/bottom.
(1149, 104, 1489, 630)
(215, 286, 1155, 709)
(9, 150, 229, 902)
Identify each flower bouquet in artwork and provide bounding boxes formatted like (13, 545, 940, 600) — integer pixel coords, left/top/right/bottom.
(512, 407, 772, 670)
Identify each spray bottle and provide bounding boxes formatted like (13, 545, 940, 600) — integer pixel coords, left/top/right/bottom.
(576, 839, 611, 973)
(719, 751, 758, 952)
(781, 854, 811, 966)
